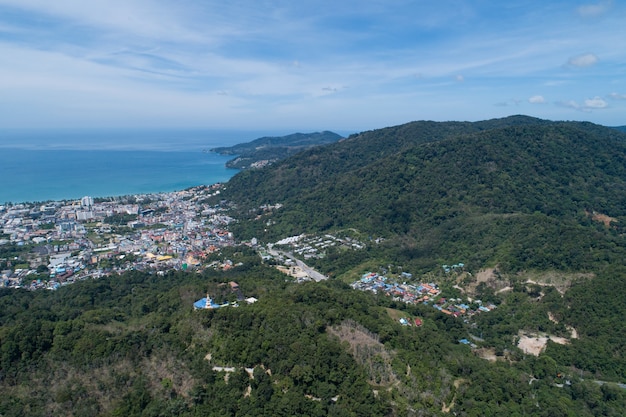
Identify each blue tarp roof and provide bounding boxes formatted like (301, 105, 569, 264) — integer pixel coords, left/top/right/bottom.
(194, 298, 208, 309)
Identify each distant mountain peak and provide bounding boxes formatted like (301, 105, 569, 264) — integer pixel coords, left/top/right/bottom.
(211, 131, 343, 169)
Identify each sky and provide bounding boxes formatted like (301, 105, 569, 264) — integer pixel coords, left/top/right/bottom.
(0, 0, 625, 132)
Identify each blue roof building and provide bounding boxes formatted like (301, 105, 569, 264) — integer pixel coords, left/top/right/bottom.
(193, 294, 227, 310)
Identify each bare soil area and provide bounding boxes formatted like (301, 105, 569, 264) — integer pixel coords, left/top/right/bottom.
(517, 332, 569, 356)
(588, 210, 618, 228)
(276, 265, 308, 278)
(475, 268, 497, 283)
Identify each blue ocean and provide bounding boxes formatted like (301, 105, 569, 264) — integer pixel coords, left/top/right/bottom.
(0, 128, 279, 204)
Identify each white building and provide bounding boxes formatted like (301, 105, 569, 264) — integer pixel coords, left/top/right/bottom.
(81, 196, 94, 209)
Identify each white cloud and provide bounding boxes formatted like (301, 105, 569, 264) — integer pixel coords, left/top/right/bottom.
(557, 96, 608, 112)
(608, 92, 626, 100)
(577, 1, 612, 18)
(528, 95, 545, 104)
(584, 96, 608, 108)
(567, 53, 599, 68)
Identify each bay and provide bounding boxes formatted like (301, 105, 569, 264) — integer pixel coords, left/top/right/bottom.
(0, 128, 279, 204)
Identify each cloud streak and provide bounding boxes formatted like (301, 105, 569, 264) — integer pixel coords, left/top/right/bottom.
(567, 53, 599, 68)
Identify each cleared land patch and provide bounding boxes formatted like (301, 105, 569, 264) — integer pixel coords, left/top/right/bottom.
(328, 320, 397, 386)
(517, 331, 569, 356)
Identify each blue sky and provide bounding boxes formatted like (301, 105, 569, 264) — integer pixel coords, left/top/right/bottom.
(0, 0, 625, 131)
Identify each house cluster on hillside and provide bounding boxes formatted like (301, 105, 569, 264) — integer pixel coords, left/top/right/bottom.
(399, 317, 423, 327)
(442, 263, 465, 273)
(351, 272, 497, 318)
(272, 233, 365, 259)
(432, 297, 497, 318)
(351, 272, 442, 303)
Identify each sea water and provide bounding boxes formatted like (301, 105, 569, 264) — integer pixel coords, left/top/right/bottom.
(0, 128, 277, 204)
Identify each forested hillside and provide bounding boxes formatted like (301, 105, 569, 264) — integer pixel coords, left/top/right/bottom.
(221, 117, 626, 273)
(2, 250, 625, 416)
(222, 115, 552, 206)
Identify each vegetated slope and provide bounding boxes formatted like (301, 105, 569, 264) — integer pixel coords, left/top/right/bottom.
(0, 261, 378, 416)
(548, 264, 626, 379)
(222, 117, 626, 273)
(211, 131, 343, 169)
(224, 115, 549, 204)
(3, 262, 626, 417)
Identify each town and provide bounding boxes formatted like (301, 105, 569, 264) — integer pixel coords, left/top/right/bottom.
(1, 184, 361, 290)
(1, 185, 496, 322)
(0, 184, 236, 290)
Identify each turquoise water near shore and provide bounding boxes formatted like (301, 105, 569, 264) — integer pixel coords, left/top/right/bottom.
(0, 128, 275, 204)
(0, 149, 238, 204)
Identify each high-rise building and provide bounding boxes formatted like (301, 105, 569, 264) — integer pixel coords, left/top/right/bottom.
(81, 196, 94, 208)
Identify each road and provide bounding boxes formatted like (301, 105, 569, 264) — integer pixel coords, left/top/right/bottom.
(268, 248, 328, 282)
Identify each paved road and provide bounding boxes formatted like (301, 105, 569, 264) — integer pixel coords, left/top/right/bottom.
(268, 248, 328, 282)
(294, 258, 328, 282)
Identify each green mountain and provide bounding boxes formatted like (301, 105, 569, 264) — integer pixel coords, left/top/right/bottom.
(211, 131, 343, 169)
(223, 116, 626, 273)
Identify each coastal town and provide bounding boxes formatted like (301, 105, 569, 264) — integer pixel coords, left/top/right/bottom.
(0, 184, 237, 290)
(1, 184, 358, 291)
(1, 182, 373, 290)
(1, 184, 496, 322)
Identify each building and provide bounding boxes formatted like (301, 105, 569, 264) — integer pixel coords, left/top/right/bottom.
(81, 196, 94, 209)
(193, 294, 229, 310)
